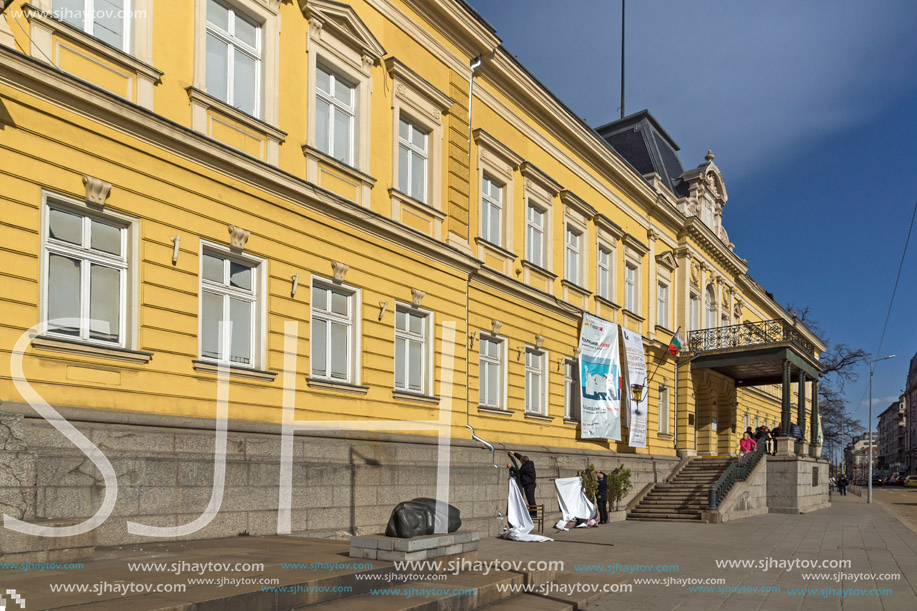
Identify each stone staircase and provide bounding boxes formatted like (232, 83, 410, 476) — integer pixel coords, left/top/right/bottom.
(628, 457, 735, 522)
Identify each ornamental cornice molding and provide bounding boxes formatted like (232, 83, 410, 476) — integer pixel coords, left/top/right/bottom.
(384, 57, 456, 112)
(519, 161, 562, 197)
(472, 128, 523, 171)
(473, 267, 581, 322)
(0, 46, 483, 280)
(559, 190, 596, 219)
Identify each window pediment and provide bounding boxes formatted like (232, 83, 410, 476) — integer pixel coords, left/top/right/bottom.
(301, 0, 385, 65)
(655, 251, 678, 272)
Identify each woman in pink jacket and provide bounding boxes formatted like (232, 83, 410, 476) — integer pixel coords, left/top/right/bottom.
(740, 432, 757, 455)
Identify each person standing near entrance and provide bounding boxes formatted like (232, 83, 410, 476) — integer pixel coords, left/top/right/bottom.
(596, 471, 609, 524)
(507, 451, 537, 516)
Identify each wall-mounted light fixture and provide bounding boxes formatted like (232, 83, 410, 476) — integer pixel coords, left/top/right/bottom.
(378, 301, 388, 320)
(170, 236, 181, 265)
(290, 273, 300, 297)
(468, 330, 478, 349)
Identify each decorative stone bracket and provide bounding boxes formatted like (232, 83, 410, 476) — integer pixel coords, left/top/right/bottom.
(228, 225, 250, 250)
(83, 175, 111, 208)
(331, 261, 349, 283)
(411, 288, 425, 307)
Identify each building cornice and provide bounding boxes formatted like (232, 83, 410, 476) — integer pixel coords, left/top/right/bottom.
(0, 46, 480, 278)
(401, 0, 501, 60)
(679, 217, 748, 277)
(473, 267, 581, 322)
(560, 190, 596, 219)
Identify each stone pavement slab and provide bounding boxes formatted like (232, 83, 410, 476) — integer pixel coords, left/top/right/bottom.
(475, 494, 917, 610)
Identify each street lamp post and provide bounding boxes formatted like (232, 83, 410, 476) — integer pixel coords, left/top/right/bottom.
(868, 354, 895, 504)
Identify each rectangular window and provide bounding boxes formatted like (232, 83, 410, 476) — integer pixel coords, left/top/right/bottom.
(565, 358, 581, 421)
(315, 64, 356, 165)
(398, 118, 428, 203)
(657, 281, 669, 328)
(206, 0, 262, 117)
(755, 415, 759, 429)
(597, 246, 613, 301)
(394, 305, 427, 393)
(525, 203, 545, 267)
(565, 226, 581, 284)
(625, 263, 638, 312)
(659, 385, 670, 435)
(479, 336, 503, 408)
(744, 412, 750, 430)
(200, 250, 258, 365)
(721, 312, 729, 327)
(525, 348, 546, 415)
(481, 175, 502, 245)
(689, 292, 700, 331)
(54, 0, 131, 52)
(311, 281, 355, 381)
(44, 203, 128, 346)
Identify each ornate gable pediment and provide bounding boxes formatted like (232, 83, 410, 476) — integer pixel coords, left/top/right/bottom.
(655, 250, 678, 272)
(300, 0, 386, 63)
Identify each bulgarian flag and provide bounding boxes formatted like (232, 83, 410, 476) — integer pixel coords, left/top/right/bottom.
(668, 329, 684, 357)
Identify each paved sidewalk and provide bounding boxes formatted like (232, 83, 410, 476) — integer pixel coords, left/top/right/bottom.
(476, 494, 917, 610)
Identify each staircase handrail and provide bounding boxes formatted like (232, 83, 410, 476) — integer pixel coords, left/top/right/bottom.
(708, 444, 766, 510)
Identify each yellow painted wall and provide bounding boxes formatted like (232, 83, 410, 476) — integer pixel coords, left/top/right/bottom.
(0, 0, 822, 459)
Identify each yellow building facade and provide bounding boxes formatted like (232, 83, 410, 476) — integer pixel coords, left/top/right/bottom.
(0, 0, 825, 542)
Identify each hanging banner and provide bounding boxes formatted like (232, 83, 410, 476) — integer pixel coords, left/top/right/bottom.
(621, 328, 648, 448)
(578, 313, 621, 440)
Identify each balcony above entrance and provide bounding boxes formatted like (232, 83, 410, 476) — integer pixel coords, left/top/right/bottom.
(687, 319, 821, 387)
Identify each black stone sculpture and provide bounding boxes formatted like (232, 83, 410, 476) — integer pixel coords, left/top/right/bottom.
(384, 497, 462, 538)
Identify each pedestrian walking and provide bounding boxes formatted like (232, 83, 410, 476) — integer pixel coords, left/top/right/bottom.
(837, 474, 848, 496)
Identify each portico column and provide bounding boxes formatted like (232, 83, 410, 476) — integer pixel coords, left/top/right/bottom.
(811, 379, 821, 455)
(797, 371, 806, 437)
(781, 361, 792, 431)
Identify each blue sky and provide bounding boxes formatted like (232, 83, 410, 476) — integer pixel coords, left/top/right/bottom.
(467, 0, 917, 429)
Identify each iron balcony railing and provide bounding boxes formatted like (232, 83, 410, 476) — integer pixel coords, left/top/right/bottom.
(688, 319, 814, 354)
(709, 443, 766, 510)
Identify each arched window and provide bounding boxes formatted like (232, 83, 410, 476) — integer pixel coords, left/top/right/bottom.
(705, 285, 717, 328)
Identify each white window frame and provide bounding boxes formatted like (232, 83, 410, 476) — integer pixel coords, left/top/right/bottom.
(310, 276, 361, 384)
(659, 385, 670, 435)
(478, 334, 505, 409)
(689, 291, 700, 332)
(315, 63, 356, 167)
(657, 281, 669, 329)
(40, 196, 134, 348)
(565, 225, 583, 285)
(197, 241, 266, 368)
(624, 261, 639, 313)
(397, 116, 429, 203)
(597, 244, 614, 301)
(481, 174, 503, 246)
(394, 303, 432, 395)
(52, 0, 133, 53)
(204, 0, 263, 118)
(525, 201, 546, 268)
(705, 284, 717, 328)
(525, 346, 548, 416)
(565, 357, 581, 422)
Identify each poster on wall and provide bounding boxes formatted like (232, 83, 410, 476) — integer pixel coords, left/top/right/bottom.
(578, 313, 622, 440)
(621, 328, 648, 448)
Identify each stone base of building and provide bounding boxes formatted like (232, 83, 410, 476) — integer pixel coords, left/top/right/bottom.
(349, 531, 478, 562)
(766, 454, 830, 514)
(0, 404, 680, 560)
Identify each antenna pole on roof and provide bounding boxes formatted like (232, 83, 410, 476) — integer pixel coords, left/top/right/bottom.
(620, 0, 625, 119)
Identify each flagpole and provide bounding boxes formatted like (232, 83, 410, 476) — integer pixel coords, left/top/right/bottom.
(646, 326, 681, 387)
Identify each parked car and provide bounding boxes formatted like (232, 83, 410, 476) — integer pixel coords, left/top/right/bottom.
(905, 476, 917, 488)
(890, 475, 904, 486)
(872, 477, 884, 486)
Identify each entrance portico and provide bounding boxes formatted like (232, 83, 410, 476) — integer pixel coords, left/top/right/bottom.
(683, 319, 823, 456)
